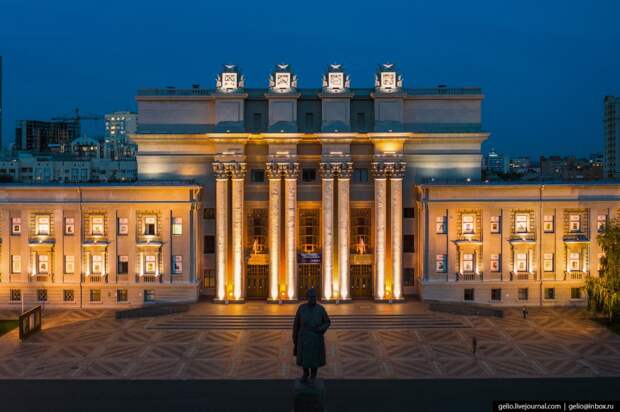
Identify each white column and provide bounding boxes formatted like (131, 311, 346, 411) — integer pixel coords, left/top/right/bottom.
(391, 176, 403, 299)
(338, 171, 351, 300)
(268, 168, 281, 301)
(374, 173, 387, 300)
(231, 170, 245, 301)
(284, 169, 298, 300)
(215, 171, 228, 301)
(321, 167, 334, 300)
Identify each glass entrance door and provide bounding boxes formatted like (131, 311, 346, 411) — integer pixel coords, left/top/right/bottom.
(298, 263, 321, 299)
(246, 264, 268, 298)
(351, 264, 373, 297)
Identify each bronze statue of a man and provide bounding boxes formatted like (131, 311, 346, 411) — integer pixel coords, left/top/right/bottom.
(293, 288, 331, 382)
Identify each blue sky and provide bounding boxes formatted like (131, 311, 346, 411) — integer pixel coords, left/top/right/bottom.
(1, 0, 619, 157)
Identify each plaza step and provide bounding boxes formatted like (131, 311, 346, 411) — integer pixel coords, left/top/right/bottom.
(147, 314, 467, 330)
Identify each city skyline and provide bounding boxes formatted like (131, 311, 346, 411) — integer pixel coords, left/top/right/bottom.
(1, 0, 619, 157)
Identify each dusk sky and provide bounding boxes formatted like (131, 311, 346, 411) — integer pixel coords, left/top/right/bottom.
(1, 0, 619, 157)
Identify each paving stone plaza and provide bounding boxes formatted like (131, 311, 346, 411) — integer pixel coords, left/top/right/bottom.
(1, 301, 619, 380)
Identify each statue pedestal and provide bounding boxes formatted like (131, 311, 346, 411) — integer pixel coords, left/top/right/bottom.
(293, 378, 325, 412)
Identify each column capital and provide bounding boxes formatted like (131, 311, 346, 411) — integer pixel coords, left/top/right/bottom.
(338, 162, 353, 179)
(212, 161, 229, 179)
(371, 160, 406, 179)
(319, 162, 336, 179)
(282, 162, 300, 179)
(265, 162, 281, 179)
(228, 162, 247, 179)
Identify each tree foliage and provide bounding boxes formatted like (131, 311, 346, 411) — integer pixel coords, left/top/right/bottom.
(586, 219, 620, 321)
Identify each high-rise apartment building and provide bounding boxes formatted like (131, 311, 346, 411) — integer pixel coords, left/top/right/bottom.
(604, 96, 620, 178)
(105, 111, 137, 142)
(14, 119, 80, 152)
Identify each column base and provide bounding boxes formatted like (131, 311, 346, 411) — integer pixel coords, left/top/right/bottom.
(266, 299, 299, 304)
(212, 298, 246, 304)
(373, 297, 406, 304)
(320, 298, 353, 304)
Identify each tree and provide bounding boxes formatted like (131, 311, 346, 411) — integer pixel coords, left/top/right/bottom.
(586, 219, 620, 321)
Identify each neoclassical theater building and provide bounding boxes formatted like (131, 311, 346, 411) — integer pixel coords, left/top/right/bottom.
(1, 64, 619, 308)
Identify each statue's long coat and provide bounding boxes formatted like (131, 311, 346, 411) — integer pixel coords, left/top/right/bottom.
(293, 303, 331, 368)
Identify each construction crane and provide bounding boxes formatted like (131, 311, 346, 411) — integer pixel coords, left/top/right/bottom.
(52, 108, 102, 136)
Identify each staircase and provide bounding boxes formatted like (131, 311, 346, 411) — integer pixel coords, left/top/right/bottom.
(147, 313, 467, 330)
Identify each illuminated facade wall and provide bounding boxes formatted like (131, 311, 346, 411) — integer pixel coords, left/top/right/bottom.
(418, 183, 620, 306)
(0, 184, 201, 308)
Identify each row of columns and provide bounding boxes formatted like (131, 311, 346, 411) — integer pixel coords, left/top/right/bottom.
(213, 157, 406, 303)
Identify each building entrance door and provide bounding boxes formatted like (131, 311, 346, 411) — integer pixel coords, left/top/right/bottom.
(246, 264, 268, 298)
(298, 263, 321, 299)
(351, 264, 373, 297)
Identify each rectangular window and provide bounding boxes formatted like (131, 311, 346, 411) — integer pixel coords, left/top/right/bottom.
(10, 289, 21, 302)
(11, 255, 21, 274)
(144, 216, 156, 236)
(92, 255, 104, 275)
(117, 289, 128, 302)
(91, 215, 104, 235)
(435, 254, 447, 273)
(118, 217, 129, 235)
(65, 255, 75, 274)
(172, 256, 183, 274)
(302, 168, 316, 182)
(203, 208, 215, 220)
(63, 289, 74, 302)
(490, 216, 501, 234)
(11, 217, 22, 234)
(543, 253, 554, 272)
(64, 217, 75, 235)
(490, 254, 500, 272)
(491, 288, 502, 301)
(403, 208, 415, 219)
(172, 217, 183, 235)
(37, 289, 48, 302)
(90, 289, 101, 303)
(462, 253, 474, 273)
(515, 214, 529, 233)
(204, 235, 215, 254)
(117, 255, 129, 274)
(518, 288, 529, 301)
(543, 215, 554, 233)
(597, 253, 605, 272)
(251, 169, 265, 183)
(515, 252, 528, 272)
(544, 288, 556, 300)
(403, 235, 415, 253)
(144, 289, 155, 302)
(36, 215, 50, 235)
(568, 252, 580, 271)
(38, 254, 49, 274)
(464, 288, 474, 301)
(352, 168, 369, 183)
(435, 216, 447, 234)
(203, 269, 216, 288)
(571, 287, 582, 299)
(145, 255, 156, 274)
(462, 215, 475, 234)
(569, 214, 581, 232)
(597, 215, 607, 233)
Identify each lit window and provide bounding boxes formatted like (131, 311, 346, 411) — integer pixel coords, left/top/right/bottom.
(435, 216, 447, 234)
(462, 253, 474, 273)
(90, 289, 101, 302)
(515, 214, 529, 233)
(11, 217, 22, 234)
(65, 255, 75, 274)
(490, 216, 501, 234)
(144, 216, 156, 236)
(515, 252, 528, 272)
(597, 215, 607, 233)
(118, 256, 129, 274)
(435, 254, 447, 273)
(543, 215, 554, 233)
(37, 289, 48, 302)
(63, 290, 74, 302)
(118, 217, 129, 235)
(172, 256, 183, 274)
(91, 215, 104, 235)
(92, 255, 104, 275)
(38, 254, 49, 274)
(490, 254, 500, 272)
(11, 255, 21, 274)
(117, 289, 128, 302)
(568, 252, 580, 271)
(145, 255, 156, 274)
(543, 253, 554, 272)
(569, 214, 581, 232)
(65, 217, 75, 235)
(36, 215, 50, 235)
(172, 217, 182, 235)
(461, 215, 475, 234)
(10, 289, 21, 302)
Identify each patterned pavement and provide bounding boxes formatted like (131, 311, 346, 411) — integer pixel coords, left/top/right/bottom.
(0, 302, 619, 379)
